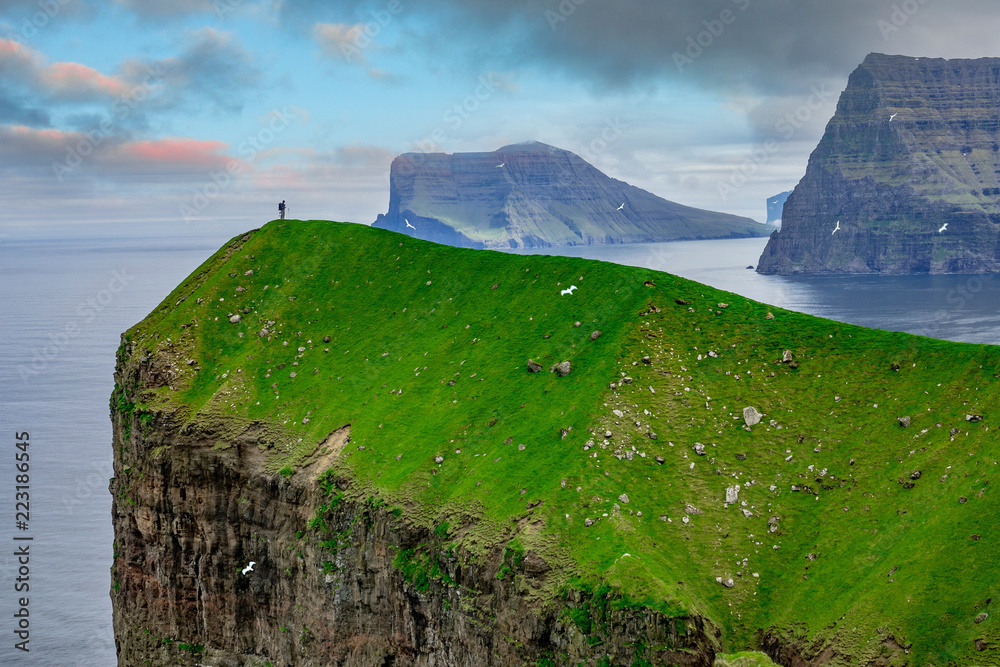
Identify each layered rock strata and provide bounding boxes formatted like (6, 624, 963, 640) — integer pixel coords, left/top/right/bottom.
(109, 337, 717, 666)
(374, 141, 768, 248)
(758, 53, 1000, 274)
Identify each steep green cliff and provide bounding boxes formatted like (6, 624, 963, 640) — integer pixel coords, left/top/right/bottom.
(758, 53, 1000, 274)
(111, 220, 1000, 665)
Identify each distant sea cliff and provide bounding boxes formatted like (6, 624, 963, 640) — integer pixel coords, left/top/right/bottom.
(759, 53, 1000, 275)
(374, 141, 769, 248)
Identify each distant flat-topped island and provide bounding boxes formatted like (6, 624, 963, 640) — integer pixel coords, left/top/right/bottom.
(374, 141, 770, 248)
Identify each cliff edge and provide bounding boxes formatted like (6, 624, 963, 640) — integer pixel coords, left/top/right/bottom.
(111, 221, 1000, 665)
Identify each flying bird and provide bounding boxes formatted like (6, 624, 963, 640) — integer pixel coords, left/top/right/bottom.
(616, 202, 625, 211)
(939, 223, 948, 233)
(889, 113, 898, 122)
(242, 562, 255, 576)
(832, 221, 841, 235)
(405, 219, 415, 230)
(496, 162, 505, 168)
(560, 285, 577, 296)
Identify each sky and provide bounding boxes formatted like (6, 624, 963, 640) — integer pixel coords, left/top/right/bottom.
(3, 0, 1000, 235)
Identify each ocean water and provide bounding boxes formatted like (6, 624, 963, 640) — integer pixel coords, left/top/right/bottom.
(0, 232, 230, 666)
(0, 231, 997, 666)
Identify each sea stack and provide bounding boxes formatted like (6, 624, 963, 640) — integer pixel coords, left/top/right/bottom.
(758, 53, 1000, 275)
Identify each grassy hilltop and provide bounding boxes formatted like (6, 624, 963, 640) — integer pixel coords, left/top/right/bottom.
(121, 219, 999, 665)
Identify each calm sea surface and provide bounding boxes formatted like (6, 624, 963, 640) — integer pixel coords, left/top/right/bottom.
(0, 231, 997, 665)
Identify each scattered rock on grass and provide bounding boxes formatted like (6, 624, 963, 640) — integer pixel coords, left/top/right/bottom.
(590, 330, 602, 341)
(229, 314, 241, 324)
(743, 407, 762, 427)
(976, 613, 989, 624)
(550, 361, 572, 376)
(967, 414, 984, 423)
(898, 416, 911, 428)
(526, 359, 543, 373)
(618, 493, 630, 504)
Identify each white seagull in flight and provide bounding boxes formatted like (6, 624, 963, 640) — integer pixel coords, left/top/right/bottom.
(889, 113, 898, 122)
(242, 562, 255, 576)
(560, 285, 577, 296)
(405, 219, 415, 230)
(832, 221, 841, 235)
(939, 223, 948, 233)
(616, 202, 625, 211)
(496, 162, 505, 168)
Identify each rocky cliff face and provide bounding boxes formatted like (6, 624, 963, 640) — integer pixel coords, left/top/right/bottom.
(109, 335, 718, 666)
(758, 53, 1000, 274)
(373, 141, 768, 248)
(110, 221, 1000, 667)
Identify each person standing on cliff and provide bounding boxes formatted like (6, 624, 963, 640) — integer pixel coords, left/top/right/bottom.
(278, 200, 286, 220)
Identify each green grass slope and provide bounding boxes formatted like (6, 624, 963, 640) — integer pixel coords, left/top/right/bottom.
(123, 219, 1000, 665)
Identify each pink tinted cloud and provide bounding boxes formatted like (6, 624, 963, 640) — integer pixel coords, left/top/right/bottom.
(0, 37, 134, 101)
(0, 37, 42, 72)
(1, 125, 241, 175)
(0, 38, 30, 59)
(119, 138, 230, 168)
(41, 61, 132, 98)
(5, 124, 78, 143)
